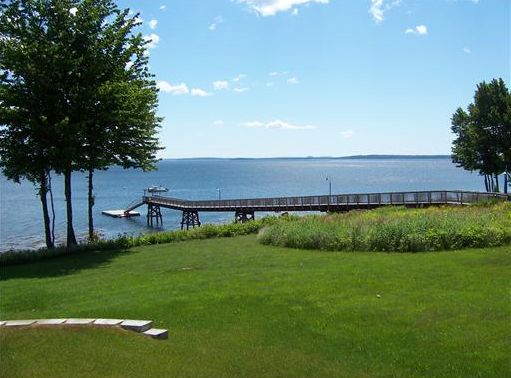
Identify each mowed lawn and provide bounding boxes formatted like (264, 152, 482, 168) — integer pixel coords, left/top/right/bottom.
(0, 235, 510, 377)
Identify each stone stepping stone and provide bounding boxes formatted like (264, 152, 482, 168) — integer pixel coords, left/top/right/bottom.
(143, 328, 168, 340)
(121, 320, 152, 332)
(4, 320, 36, 327)
(94, 319, 124, 326)
(65, 318, 95, 325)
(36, 319, 67, 325)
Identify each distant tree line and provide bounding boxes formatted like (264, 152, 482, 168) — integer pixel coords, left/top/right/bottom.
(0, 0, 162, 249)
(451, 78, 510, 193)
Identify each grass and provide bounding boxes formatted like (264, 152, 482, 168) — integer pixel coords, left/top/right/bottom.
(258, 202, 511, 252)
(1, 235, 510, 377)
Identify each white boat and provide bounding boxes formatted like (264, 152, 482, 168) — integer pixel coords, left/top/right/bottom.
(146, 186, 169, 194)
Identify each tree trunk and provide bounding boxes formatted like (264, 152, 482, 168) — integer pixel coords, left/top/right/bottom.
(504, 170, 508, 194)
(88, 167, 95, 241)
(64, 168, 77, 246)
(494, 173, 500, 193)
(38, 172, 54, 249)
(484, 175, 489, 192)
(48, 172, 56, 243)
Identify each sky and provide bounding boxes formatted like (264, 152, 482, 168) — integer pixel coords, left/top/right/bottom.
(117, 0, 509, 158)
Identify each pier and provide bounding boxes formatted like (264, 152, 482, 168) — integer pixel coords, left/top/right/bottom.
(104, 190, 510, 230)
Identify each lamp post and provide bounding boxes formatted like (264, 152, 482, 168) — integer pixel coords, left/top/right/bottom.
(325, 176, 332, 197)
(216, 188, 221, 201)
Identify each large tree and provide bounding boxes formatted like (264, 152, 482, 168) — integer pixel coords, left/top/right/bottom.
(0, 0, 162, 247)
(451, 78, 511, 193)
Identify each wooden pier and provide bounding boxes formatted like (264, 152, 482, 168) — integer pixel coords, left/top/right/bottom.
(109, 190, 510, 230)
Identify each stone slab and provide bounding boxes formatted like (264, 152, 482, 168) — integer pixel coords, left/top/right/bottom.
(143, 328, 168, 340)
(65, 318, 95, 325)
(121, 320, 152, 333)
(94, 319, 124, 326)
(4, 320, 36, 327)
(36, 319, 67, 325)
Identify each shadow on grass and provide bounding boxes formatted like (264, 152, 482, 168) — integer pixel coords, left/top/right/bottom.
(0, 249, 130, 281)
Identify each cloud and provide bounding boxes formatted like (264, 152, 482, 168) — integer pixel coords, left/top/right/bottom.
(369, 0, 402, 23)
(160, 5, 166, 10)
(191, 88, 212, 97)
(232, 74, 247, 82)
(463, 47, 471, 54)
(213, 80, 229, 90)
(292, 8, 299, 16)
(148, 19, 158, 30)
(242, 119, 317, 130)
(340, 130, 355, 139)
(369, 0, 384, 23)
(405, 25, 427, 35)
(233, 87, 249, 93)
(157, 81, 189, 95)
(287, 77, 299, 85)
(266, 82, 274, 87)
(213, 120, 225, 126)
(143, 33, 160, 48)
(269, 71, 288, 76)
(236, 0, 329, 17)
(209, 16, 224, 31)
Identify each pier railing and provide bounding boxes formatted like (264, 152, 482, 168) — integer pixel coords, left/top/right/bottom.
(142, 190, 509, 212)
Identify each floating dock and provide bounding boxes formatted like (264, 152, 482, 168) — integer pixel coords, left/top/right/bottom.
(102, 210, 141, 218)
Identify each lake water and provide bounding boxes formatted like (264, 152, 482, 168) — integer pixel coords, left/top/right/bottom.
(0, 158, 483, 251)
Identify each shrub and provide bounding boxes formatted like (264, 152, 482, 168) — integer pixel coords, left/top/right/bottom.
(258, 202, 511, 253)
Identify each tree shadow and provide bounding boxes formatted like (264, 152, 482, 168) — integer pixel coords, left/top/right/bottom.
(0, 249, 130, 281)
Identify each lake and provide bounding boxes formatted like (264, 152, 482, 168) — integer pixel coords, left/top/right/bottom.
(0, 157, 483, 251)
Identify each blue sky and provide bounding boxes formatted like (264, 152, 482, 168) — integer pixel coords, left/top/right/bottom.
(117, 0, 509, 158)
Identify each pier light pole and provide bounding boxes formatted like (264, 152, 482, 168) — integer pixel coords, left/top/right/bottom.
(325, 176, 332, 197)
(216, 188, 221, 206)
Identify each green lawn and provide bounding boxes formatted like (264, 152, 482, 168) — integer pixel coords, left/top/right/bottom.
(1, 235, 510, 377)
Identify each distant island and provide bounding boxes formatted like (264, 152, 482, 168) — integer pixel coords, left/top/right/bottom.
(171, 155, 451, 161)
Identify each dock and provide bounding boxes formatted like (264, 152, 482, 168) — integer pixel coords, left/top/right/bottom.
(102, 210, 141, 218)
(104, 190, 510, 229)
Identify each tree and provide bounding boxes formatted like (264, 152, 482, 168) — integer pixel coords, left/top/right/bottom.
(451, 78, 511, 193)
(0, 0, 162, 247)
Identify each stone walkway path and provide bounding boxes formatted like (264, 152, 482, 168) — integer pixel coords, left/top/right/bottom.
(0, 318, 168, 340)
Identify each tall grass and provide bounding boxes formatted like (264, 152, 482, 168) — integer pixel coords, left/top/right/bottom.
(0, 216, 291, 266)
(258, 203, 511, 252)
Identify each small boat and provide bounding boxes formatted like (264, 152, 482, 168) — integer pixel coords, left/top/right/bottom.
(146, 185, 169, 195)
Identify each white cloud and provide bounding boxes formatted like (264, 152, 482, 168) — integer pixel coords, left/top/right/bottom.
(148, 19, 158, 30)
(160, 5, 167, 10)
(242, 119, 317, 130)
(369, 0, 402, 24)
(191, 88, 212, 97)
(69, 7, 78, 16)
(232, 74, 247, 82)
(287, 77, 299, 85)
(233, 87, 249, 93)
(405, 25, 427, 35)
(292, 8, 299, 16)
(236, 0, 329, 17)
(269, 71, 288, 76)
(209, 16, 224, 31)
(157, 81, 189, 95)
(143, 33, 160, 49)
(369, 0, 384, 23)
(340, 130, 355, 139)
(213, 120, 225, 126)
(266, 82, 274, 87)
(213, 80, 229, 90)
(463, 47, 471, 54)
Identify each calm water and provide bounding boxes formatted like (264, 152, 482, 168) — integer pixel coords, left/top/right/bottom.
(0, 158, 483, 251)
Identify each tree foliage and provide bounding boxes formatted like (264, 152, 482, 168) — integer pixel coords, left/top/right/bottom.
(0, 0, 162, 247)
(451, 78, 511, 193)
